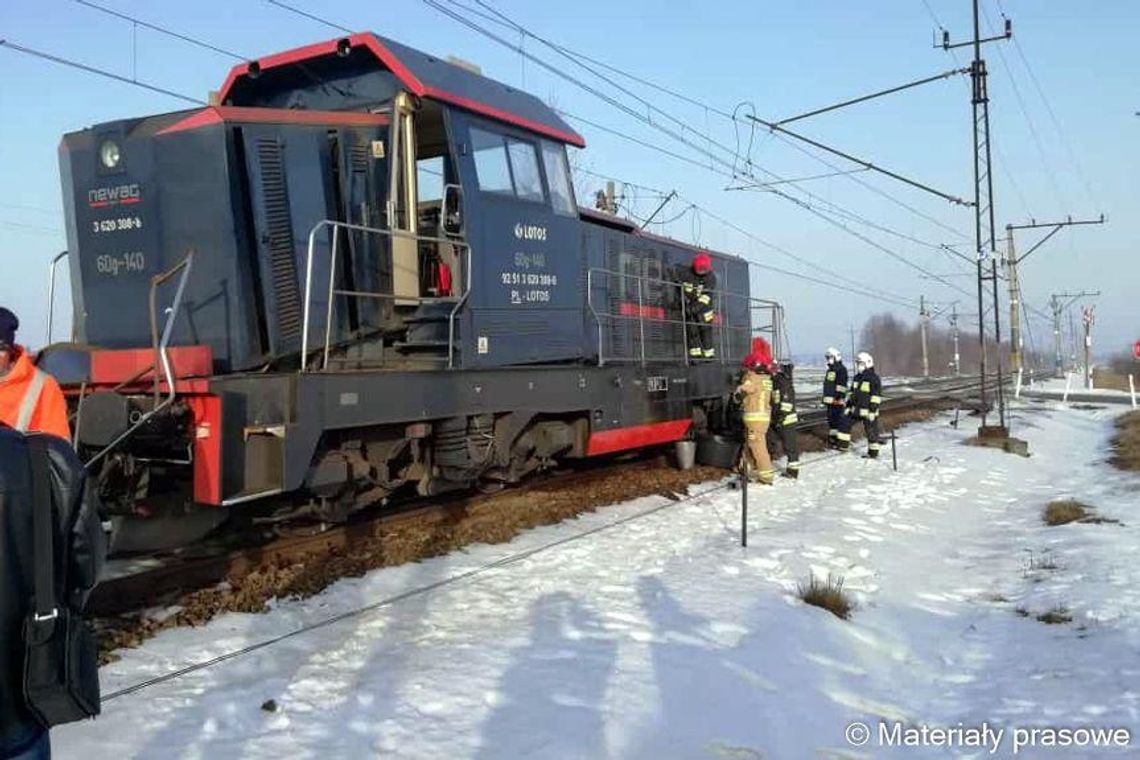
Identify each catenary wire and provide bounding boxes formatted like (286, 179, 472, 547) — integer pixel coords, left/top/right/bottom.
(421, 1, 976, 298)
(266, 0, 979, 300)
(0, 38, 205, 104)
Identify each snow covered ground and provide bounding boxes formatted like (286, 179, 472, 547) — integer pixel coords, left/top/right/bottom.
(59, 402, 1140, 759)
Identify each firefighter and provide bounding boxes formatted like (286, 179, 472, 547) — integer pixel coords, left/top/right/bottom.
(0, 307, 71, 442)
(768, 360, 801, 478)
(736, 339, 775, 484)
(847, 351, 884, 458)
(680, 252, 717, 359)
(822, 347, 851, 451)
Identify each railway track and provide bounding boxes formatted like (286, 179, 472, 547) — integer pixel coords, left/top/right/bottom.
(88, 373, 1002, 652)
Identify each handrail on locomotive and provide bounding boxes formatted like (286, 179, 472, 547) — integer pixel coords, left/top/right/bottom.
(84, 251, 195, 471)
(300, 219, 472, 371)
(586, 265, 787, 368)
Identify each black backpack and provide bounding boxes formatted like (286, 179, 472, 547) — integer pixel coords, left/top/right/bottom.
(23, 434, 105, 727)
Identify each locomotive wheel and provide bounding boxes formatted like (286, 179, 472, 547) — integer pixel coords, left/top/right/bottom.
(108, 507, 231, 555)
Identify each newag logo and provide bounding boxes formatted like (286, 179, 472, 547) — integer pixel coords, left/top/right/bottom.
(88, 184, 141, 208)
(514, 223, 547, 241)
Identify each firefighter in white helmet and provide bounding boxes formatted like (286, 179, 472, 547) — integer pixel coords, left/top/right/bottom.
(821, 347, 850, 451)
(847, 351, 883, 458)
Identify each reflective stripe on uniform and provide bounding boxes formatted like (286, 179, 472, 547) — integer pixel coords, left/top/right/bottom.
(823, 396, 834, 404)
(702, 347, 716, 357)
(15, 369, 48, 432)
(828, 429, 837, 437)
(779, 402, 794, 412)
(860, 381, 871, 392)
(787, 461, 801, 470)
(743, 412, 770, 422)
(835, 431, 852, 442)
(702, 311, 716, 322)
(689, 347, 703, 357)
(870, 395, 882, 404)
(782, 413, 798, 424)
(696, 293, 711, 305)
(868, 442, 881, 451)
(868, 412, 878, 421)
(682, 283, 694, 293)
(825, 371, 835, 381)
(859, 408, 870, 418)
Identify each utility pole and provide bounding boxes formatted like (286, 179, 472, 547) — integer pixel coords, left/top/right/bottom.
(941, 1, 1011, 432)
(919, 295, 930, 378)
(950, 304, 961, 376)
(1082, 306, 1095, 389)
(1005, 216, 1105, 373)
(1049, 291, 1099, 377)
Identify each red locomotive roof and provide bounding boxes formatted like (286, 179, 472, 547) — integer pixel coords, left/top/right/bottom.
(217, 32, 585, 148)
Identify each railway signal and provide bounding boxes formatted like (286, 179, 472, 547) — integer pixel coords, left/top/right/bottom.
(1133, 340, 1140, 361)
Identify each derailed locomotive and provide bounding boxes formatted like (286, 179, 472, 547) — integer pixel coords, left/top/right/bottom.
(45, 32, 782, 549)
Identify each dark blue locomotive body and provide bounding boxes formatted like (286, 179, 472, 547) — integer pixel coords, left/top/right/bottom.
(51, 33, 773, 543)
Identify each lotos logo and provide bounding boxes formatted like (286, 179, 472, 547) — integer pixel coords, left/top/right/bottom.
(513, 223, 547, 241)
(88, 183, 141, 208)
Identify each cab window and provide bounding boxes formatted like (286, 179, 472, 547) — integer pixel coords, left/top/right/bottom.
(470, 126, 546, 204)
(541, 141, 576, 216)
(471, 128, 513, 194)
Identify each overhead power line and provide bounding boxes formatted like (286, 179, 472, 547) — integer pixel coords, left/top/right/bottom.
(997, 3, 1098, 209)
(980, 4, 1067, 211)
(268, 0, 974, 291)
(419, 0, 976, 297)
(261, 0, 958, 300)
(73, 0, 246, 60)
(0, 38, 205, 104)
(558, 163, 919, 309)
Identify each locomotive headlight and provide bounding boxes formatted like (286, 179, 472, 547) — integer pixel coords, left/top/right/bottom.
(99, 139, 121, 170)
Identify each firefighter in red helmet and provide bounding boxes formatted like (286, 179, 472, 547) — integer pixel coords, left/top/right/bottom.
(736, 338, 775, 484)
(680, 252, 717, 359)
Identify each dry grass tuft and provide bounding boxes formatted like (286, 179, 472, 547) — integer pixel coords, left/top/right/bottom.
(797, 574, 854, 620)
(1044, 499, 1091, 526)
(1036, 605, 1073, 625)
(1111, 411, 1140, 472)
(1091, 368, 1133, 393)
(1043, 499, 1122, 527)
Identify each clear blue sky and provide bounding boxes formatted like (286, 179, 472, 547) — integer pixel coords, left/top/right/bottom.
(1, 0, 1136, 361)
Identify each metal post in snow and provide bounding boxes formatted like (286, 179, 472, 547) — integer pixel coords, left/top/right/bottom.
(1130, 375, 1137, 410)
(740, 468, 748, 548)
(891, 430, 898, 472)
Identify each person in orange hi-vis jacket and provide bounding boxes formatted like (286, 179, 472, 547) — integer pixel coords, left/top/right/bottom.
(0, 307, 71, 442)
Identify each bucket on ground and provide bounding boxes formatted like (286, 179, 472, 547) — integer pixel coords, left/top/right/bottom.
(696, 434, 742, 469)
(674, 440, 697, 470)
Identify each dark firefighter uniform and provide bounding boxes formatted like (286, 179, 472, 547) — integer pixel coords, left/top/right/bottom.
(737, 365, 775, 484)
(767, 363, 801, 478)
(822, 358, 851, 450)
(848, 363, 884, 458)
(680, 253, 717, 359)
